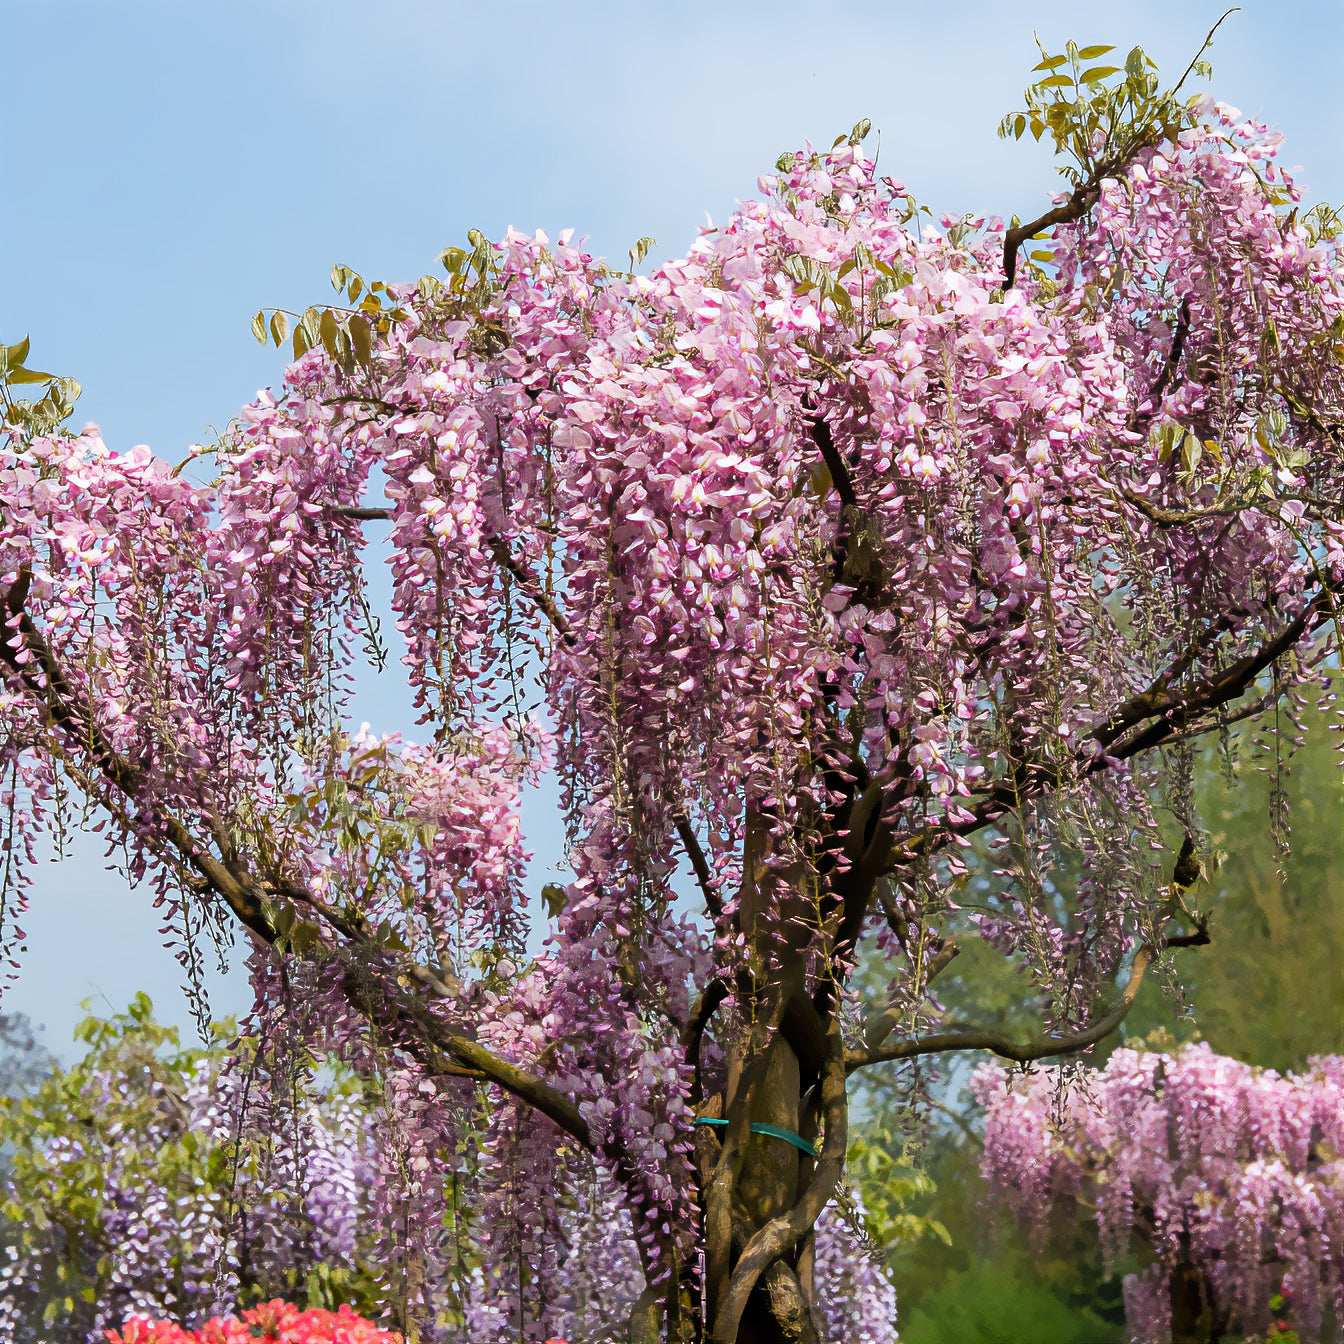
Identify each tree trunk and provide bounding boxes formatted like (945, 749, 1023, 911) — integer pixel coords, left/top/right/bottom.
(1170, 1260, 1226, 1344)
(689, 811, 853, 1344)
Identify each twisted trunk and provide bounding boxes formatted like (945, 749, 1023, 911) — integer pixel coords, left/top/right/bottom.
(686, 813, 852, 1344)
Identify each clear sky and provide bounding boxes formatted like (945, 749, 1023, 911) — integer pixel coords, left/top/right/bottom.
(2, 0, 1341, 1056)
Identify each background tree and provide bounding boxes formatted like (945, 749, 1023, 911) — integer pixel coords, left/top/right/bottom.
(0, 996, 394, 1342)
(2, 24, 1343, 1341)
(0, 1013, 52, 1103)
(976, 1045, 1343, 1343)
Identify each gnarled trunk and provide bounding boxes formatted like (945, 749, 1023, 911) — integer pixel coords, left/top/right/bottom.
(687, 814, 851, 1344)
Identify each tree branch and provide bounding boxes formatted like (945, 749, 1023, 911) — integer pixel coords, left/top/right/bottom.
(675, 814, 723, 923)
(1002, 125, 1185, 291)
(1128, 295, 1191, 434)
(1120, 492, 1247, 529)
(807, 412, 857, 509)
(845, 946, 1156, 1072)
(683, 977, 729, 1106)
(328, 504, 575, 647)
(1003, 185, 1101, 292)
(485, 535, 575, 647)
(1, 577, 595, 1151)
(329, 505, 393, 521)
(883, 588, 1332, 867)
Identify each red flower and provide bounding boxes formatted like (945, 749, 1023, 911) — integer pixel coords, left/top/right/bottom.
(108, 1304, 403, 1344)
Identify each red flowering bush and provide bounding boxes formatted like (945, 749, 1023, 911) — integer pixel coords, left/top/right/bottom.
(106, 1300, 403, 1344)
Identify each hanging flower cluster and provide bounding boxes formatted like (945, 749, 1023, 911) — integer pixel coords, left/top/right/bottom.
(975, 1045, 1344, 1342)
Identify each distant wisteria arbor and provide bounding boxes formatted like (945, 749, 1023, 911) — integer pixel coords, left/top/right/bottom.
(0, 24, 1342, 1343)
(977, 1045, 1344, 1344)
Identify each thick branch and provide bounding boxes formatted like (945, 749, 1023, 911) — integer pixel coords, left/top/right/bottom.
(759, 1261, 821, 1344)
(704, 989, 788, 1327)
(845, 946, 1156, 1072)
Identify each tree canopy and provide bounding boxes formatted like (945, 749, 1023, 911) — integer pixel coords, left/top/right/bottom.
(1, 26, 1342, 1343)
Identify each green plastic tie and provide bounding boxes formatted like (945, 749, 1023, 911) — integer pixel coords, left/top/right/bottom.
(692, 1116, 818, 1158)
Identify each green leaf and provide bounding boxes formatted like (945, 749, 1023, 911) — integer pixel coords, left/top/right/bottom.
(347, 274, 363, 303)
(349, 314, 373, 365)
(319, 309, 340, 356)
(1014, 113, 1026, 139)
(1037, 73, 1075, 88)
(331, 263, 350, 294)
(1076, 44, 1115, 60)
(542, 883, 567, 919)
(7, 366, 56, 385)
(1081, 65, 1121, 83)
(269, 311, 289, 345)
(289, 921, 319, 955)
(293, 326, 310, 360)
(1032, 54, 1067, 71)
(849, 117, 872, 144)
(2, 336, 31, 371)
(251, 311, 266, 344)
(1125, 46, 1146, 79)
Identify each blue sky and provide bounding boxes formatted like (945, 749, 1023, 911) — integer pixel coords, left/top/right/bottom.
(2, 0, 1341, 1055)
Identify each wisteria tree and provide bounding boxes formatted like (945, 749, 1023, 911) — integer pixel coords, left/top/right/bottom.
(1, 24, 1342, 1342)
(976, 1044, 1344, 1344)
